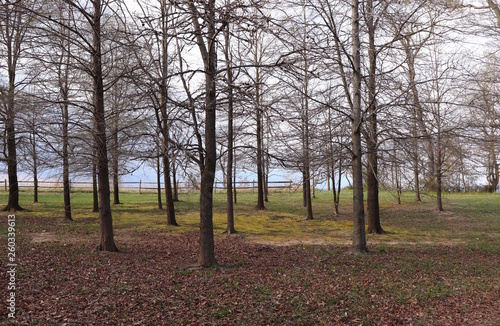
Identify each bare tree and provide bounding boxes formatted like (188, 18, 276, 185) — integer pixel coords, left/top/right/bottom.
(223, 14, 236, 234)
(364, 0, 386, 234)
(187, 0, 218, 267)
(351, 0, 367, 253)
(125, 0, 178, 225)
(0, 0, 36, 211)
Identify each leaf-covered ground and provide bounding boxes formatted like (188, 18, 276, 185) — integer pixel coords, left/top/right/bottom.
(2, 215, 500, 325)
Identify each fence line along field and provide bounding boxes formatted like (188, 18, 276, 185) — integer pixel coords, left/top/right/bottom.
(0, 189, 499, 325)
(6, 179, 296, 194)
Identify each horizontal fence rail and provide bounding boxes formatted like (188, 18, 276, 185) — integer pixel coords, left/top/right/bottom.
(4, 179, 296, 194)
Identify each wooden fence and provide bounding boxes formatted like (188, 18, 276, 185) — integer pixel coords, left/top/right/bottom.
(3, 179, 295, 193)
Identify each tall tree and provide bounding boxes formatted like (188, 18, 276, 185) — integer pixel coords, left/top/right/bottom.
(188, 0, 218, 267)
(126, 0, 177, 225)
(90, 0, 117, 251)
(54, 2, 74, 221)
(252, 28, 267, 211)
(365, 0, 384, 234)
(351, 0, 367, 253)
(0, 0, 35, 211)
(159, 0, 177, 226)
(223, 16, 236, 234)
(300, 2, 313, 220)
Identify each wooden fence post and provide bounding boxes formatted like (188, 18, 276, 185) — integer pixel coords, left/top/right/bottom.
(4, 179, 7, 191)
(139, 180, 142, 194)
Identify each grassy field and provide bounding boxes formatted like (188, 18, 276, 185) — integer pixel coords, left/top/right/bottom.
(0, 189, 499, 325)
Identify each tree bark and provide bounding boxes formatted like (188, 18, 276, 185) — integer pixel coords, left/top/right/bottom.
(436, 110, 444, 211)
(328, 108, 340, 216)
(188, 0, 218, 267)
(255, 57, 266, 210)
(263, 115, 269, 202)
(160, 0, 177, 226)
(112, 159, 120, 204)
(62, 100, 72, 220)
(111, 97, 120, 205)
(302, 32, 313, 220)
(233, 145, 237, 205)
(59, 22, 73, 220)
(366, 0, 383, 234)
(4, 100, 21, 212)
(224, 21, 236, 234)
(327, 164, 331, 191)
(92, 125, 99, 213)
(303, 103, 313, 220)
(351, 0, 367, 253)
(2, 3, 25, 212)
(156, 145, 163, 210)
(31, 126, 38, 203)
(412, 117, 421, 201)
(487, 143, 499, 192)
(334, 161, 342, 216)
(92, 0, 117, 252)
(172, 158, 179, 201)
(162, 149, 177, 225)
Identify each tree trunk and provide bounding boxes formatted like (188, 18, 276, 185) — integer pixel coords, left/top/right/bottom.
(412, 117, 421, 201)
(256, 62, 266, 210)
(2, 4, 23, 212)
(365, 0, 383, 234)
(160, 0, 177, 226)
(93, 0, 117, 252)
(112, 164, 120, 204)
(328, 108, 340, 216)
(62, 101, 73, 220)
(198, 59, 217, 267)
(157, 143, 163, 210)
(404, 43, 435, 191)
(351, 0, 367, 253)
(327, 164, 331, 191)
(394, 146, 402, 205)
(59, 26, 73, 220)
(163, 145, 177, 225)
(92, 115, 99, 213)
(312, 174, 316, 199)
(32, 127, 38, 204)
(332, 166, 338, 215)
(335, 161, 342, 216)
(301, 14, 313, 219)
(264, 115, 269, 202)
(92, 154, 99, 213)
(436, 164, 443, 210)
(224, 22, 236, 234)
(488, 143, 498, 192)
(111, 100, 120, 205)
(172, 158, 179, 201)
(436, 134, 444, 211)
(110, 83, 120, 205)
(302, 91, 313, 220)
(189, 0, 218, 267)
(233, 145, 237, 205)
(3, 104, 21, 212)
(302, 170, 307, 207)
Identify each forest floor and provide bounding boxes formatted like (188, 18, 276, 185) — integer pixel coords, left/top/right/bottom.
(0, 190, 499, 325)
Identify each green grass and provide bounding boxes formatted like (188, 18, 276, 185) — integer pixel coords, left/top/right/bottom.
(0, 188, 499, 251)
